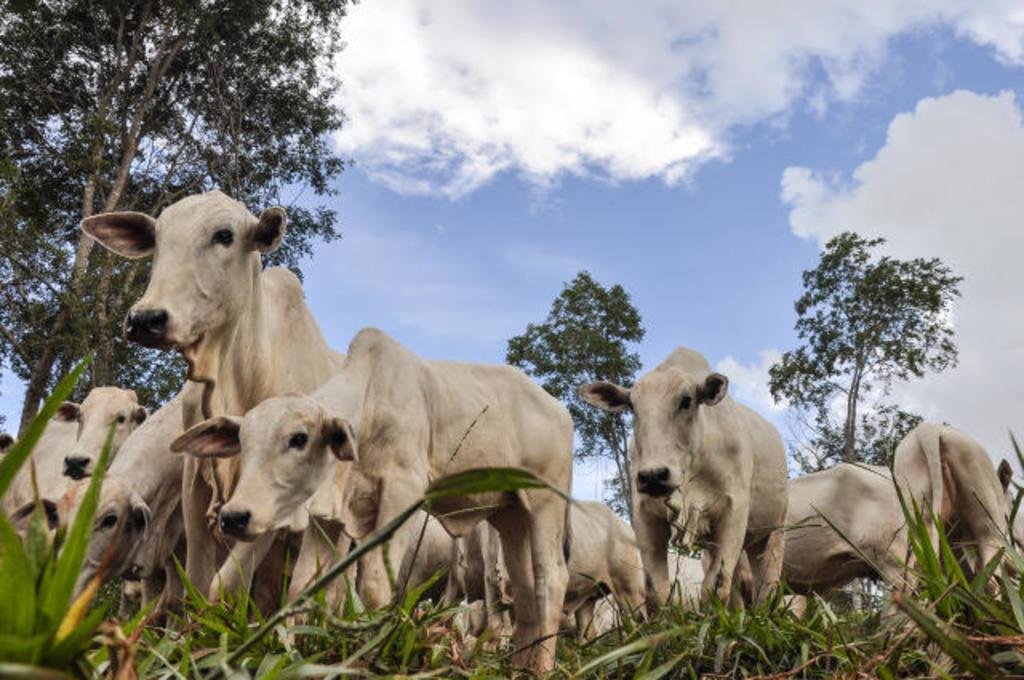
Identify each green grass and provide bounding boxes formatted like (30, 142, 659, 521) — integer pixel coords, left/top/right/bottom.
(5, 365, 1024, 677)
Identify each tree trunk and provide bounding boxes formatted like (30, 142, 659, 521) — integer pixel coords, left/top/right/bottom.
(842, 362, 865, 463)
(16, 35, 180, 431)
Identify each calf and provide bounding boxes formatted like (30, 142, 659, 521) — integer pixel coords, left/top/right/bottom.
(174, 328, 573, 674)
(581, 347, 788, 610)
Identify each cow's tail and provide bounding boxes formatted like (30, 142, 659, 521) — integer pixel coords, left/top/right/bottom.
(916, 424, 946, 525)
(563, 471, 573, 565)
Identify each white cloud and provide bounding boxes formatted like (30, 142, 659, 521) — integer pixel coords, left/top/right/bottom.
(716, 349, 786, 418)
(781, 89, 1024, 458)
(335, 1, 1024, 197)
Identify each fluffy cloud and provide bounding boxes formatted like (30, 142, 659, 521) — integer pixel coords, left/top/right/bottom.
(335, 1, 1024, 196)
(781, 89, 1024, 458)
(716, 349, 786, 418)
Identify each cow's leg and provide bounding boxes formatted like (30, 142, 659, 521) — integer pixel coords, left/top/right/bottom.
(209, 532, 276, 602)
(575, 597, 597, 642)
(525, 492, 569, 673)
(747, 527, 785, 605)
(701, 499, 749, 605)
(356, 476, 422, 609)
(481, 523, 511, 637)
(182, 458, 218, 597)
(633, 507, 671, 613)
(442, 537, 465, 607)
(290, 521, 351, 607)
(492, 509, 538, 670)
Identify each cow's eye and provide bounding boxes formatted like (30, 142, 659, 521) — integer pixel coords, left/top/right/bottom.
(288, 432, 308, 450)
(100, 514, 118, 529)
(678, 395, 692, 411)
(116, 414, 126, 424)
(211, 229, 234, 247)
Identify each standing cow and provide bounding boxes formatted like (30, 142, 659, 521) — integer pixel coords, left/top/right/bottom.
(173, 328, 573, 674)
(580, 347, 788, 610)
(83, 191, 345, 602)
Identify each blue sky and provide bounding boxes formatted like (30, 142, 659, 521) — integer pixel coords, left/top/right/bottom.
(3, 3, 1024, 501)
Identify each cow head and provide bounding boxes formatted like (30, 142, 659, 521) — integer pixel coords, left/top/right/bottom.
(170, 395, 357, 541)
(998, 459, 1024, 546)
(82, 191, 286, 366)
(580, 369, 728, 500)
(60, 479, 151, 596)
(62, 387, 147, 480)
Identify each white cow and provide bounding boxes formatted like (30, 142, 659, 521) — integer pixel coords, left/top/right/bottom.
(782, 463, 906, 594)
(57, 384, 197, 609)
(57, 478, 150, 596)
(4, 387, 144, 514)
(581, 347, 788, 610)
(893, 423, 1009, 581)
(83, 191, 345, 602)
(563, 501, 645, 639)
(782, 423, 1010, 597)
(62, 387, 148, 480)
(173, 328, 573, 673)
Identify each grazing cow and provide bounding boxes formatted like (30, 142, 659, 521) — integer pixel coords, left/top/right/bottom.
(173, 328, 573, 673)
(563, 501, 645, 639)
(782, 424, 1010, 597)
(62, 387, 148, 480)
(58, 478, 151, 596)
(781, 463, 907, 594)
(580, 347, 788, 610)
(4, 387, 142, 514)
(83, 191, 345, 601)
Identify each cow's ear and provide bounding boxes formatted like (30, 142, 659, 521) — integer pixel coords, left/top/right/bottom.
(130, 500, 151, 533)
(0, 433, 13, 453)
(579, 382, 632, 413)
(249, 207, 287, 254)
(82, 212, 157, 259)
(11, 499, 59, 531)
(999, 459, 1014, 491)
(171, 416, 242, 458)
(697, 373, 728, 406)
(132, 406, 149, 425)
(322, 417, 358, 462)
(56, 402, 81, 422)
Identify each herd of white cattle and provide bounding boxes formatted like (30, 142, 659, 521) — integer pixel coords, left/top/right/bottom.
(0, 191, 1019, 673)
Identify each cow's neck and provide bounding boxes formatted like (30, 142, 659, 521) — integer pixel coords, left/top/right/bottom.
(189, 268, 274, 418)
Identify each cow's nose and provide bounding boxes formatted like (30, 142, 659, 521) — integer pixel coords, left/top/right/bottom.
(125, 309, 169, 346)
(637, 467, 673, 497)
(64, 456, 90, 480)
(219, 510, 251, 537)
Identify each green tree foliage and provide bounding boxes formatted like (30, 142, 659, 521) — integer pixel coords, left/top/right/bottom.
(769, 232, 961, 470)
(0, 0, 349, 432)
(506, 271, 644, 518)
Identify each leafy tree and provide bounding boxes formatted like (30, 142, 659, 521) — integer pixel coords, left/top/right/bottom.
(507, 271, 644, 518)
(0, 0, 349, 432)
(770, 232, 961, 470)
